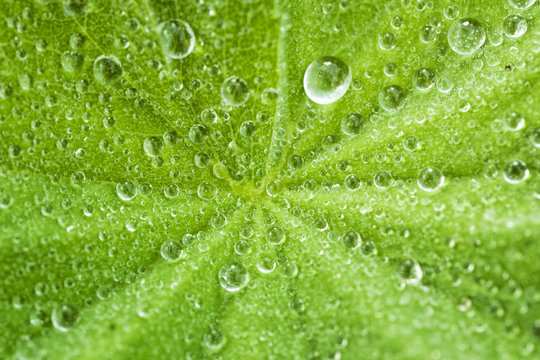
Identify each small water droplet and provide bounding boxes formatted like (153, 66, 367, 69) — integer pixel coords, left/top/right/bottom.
(503, 15, 528, 38)
(143, 136, 164, 157)
(160, 240, 183, 261)
(379, 85, 406, 111)
(93, 55, 123, 84)
(116, 181, 137, 201)
(51, 304, 78, 332)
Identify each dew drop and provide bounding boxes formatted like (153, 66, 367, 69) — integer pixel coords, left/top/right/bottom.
(303, 56, 352, 104)
(266, 226, 286, 245)
(143, 136, 164, 157)
(61, 51, 83, 73)
(397, 259, 423, 285)
(378, 32, 397, 50)
(413, 68, 435, 90)
(342, 231, 361, 250)
(197, 181, 217, 200)
(51, 304, 78, 332)
(219, 263, 249, 292)
(158, 19, 195, 59)
(341, 113, 365, 135)
(194, 151, 210, 168)
(116, 181, 137, 201)
(204, 328, 226, 350)
(344, 174, 361, 191)
(508, 0, 536, 9)
(160, 240, 183, 261)
(379, 85, 406, 111)
(503, 160, 529, 184)
(257, 256, 276, 273)
(505, 112, 525, 131)
(93, 55, 123, 84)
(62, 0, 86, 16)
(266, 180, 283, 197)
(164, 184, 180, 199)
(221, 76, 249, 106)
(503, 15, 528, 38)
(531, 127, 540, 148)
(374, 171, 393, 188)
(417, 167, 444, 191)
(447, 18, 485, 55)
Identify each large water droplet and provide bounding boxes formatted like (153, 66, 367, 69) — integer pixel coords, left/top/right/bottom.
(303, 56, 351, 104)
(116, 181, 137, 201)
(503, 15, 528, 38)
(342, 231, 361, 250)
(93, 55, 123, 84)
(143, 136, 164, 157)
(413, 68, 435, 90)
(158, 19, 195, 59)
(160, 240, 183, 261)
(219, 263, 249, 292)
(447, 18, 485, 55)
(508, 0, 536, 9)
(503, 160, 529, 184)
(266, 226, 286, 245)
(51, 304, 78, 332)
(198, 181, 217, 200)
(62, 0, 86, 16)
(221, 76, 249, 106)
(378, 32, 397, 50)
(417, 167, 444, 191)
(379, 85, 406, 111)
(397, 259, 423, 285)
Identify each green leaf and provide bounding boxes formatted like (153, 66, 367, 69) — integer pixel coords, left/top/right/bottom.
(1, 0, 539, 359)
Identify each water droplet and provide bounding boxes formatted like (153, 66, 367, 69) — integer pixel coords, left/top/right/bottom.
(266, 180, 283, 197)
(417, 167, 444, 191)
(530, 127, 540, 148)
(221, 76, 249, 106)
(143, 136, 164, 157)
(503, 160, 529, 184)
(360, 241, 377, 256)
(303, 56, 351, 104)
(160, 240, 183, 261)
(378, 32, 397, 50)
(419, 25, 437, 43)
(219, 263, 249, 292)
(397, 259, 423, 285)
(436, 76, 454, 93)
(341, 113, 365, 135)
(374, 171, 393, 188)
(189, 124, 208, 144)
(194, 151, 210, 168)
(61, 51, 83, 73)
(62, 0, 86, 16)
(164, 184, 180, 199)
(257, 256, 276, 273)
(508, 0, 536, 9)
(204, 328, 226, 350)
(158, 19, 195, 59)
(403, 135, 419, 151)
(200, 108, 218, 125)
(503, 15, 528, 38)
(198, 181, 217, 200)
(379, 85, 406, 111)
(344, 174, 361, 191)
(342, 231, 361, 250)
(51, 304, 78, 332)
(93, 55, 123, 84)
(383, 62, 397, 77)
(116, 181, 137, 201)
(281, 261, 298, 278)
(447, 18, 485, 55)
(505, 112, 525, 131)
(413, 68, 435, 90)
(163, 130, 179, 146)
(266, 226, 286, 245)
